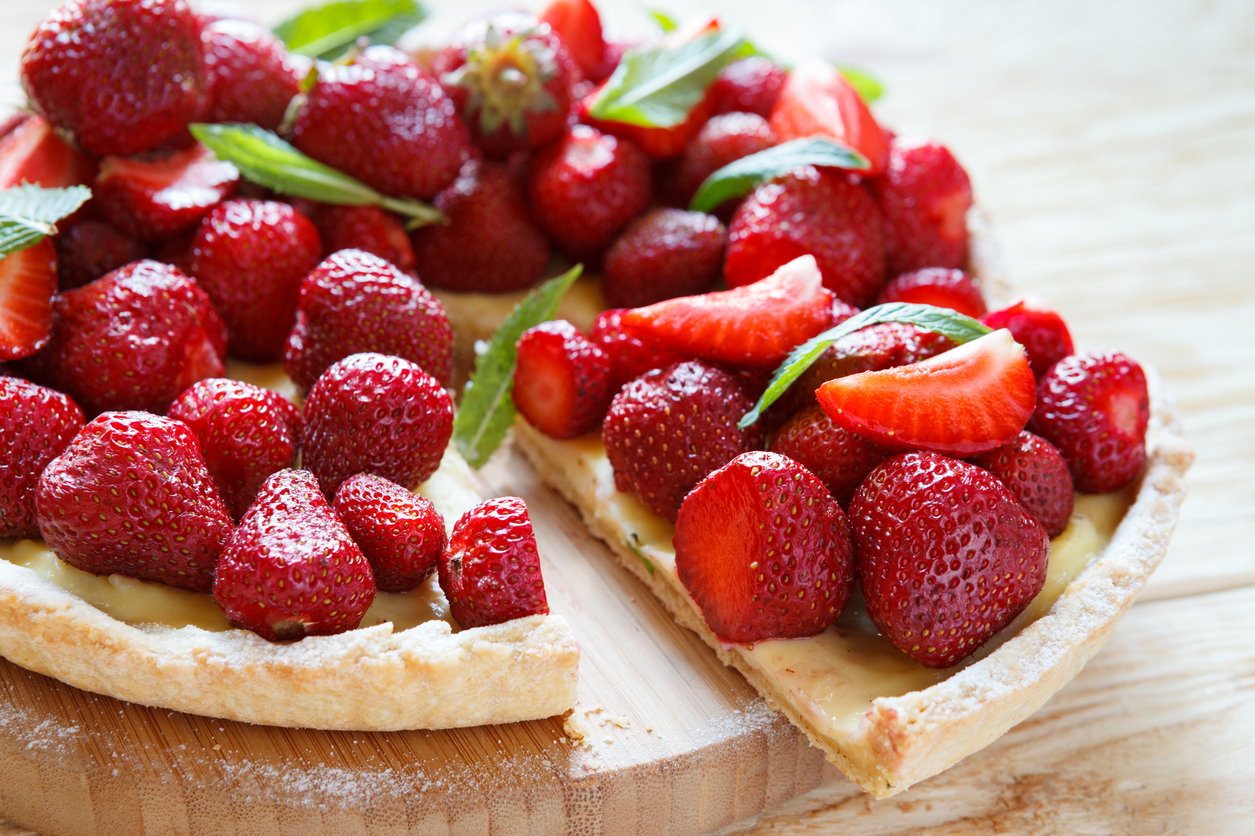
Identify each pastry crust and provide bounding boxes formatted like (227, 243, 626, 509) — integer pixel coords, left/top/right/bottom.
(0, 448, 580, 731)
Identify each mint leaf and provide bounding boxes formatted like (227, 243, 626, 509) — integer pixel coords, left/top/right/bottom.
(273, 0, 426, 60)
(0, 184, 91, 257)
(189, 123, 443, 226)
(839, 65, 885, 104)
(689, 137, 870, 213)
(738, 303, 993, 429)
(587, 28, 746, 128)
(646, 8, 679, 32)
(453, 265, 584, 468)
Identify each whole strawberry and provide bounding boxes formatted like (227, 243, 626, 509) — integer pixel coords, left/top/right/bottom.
(202, 19, 305, 130)
(876, 267, 986, 319)
(186, 199, 322, 362)
(439, 12, 581, 157)
(527, 124, 652, 260)
(707, 57, 789, 118)
(980, 297, 1074, 378)
(0, 377, 85, 540)
(675, 451, 854, 644)
(602, 360, 762, 522)
(672, 112, 777, 210)
(53, 222, 147, 291)
(20, 0, 210, 157)
(587, 308, 685, 393)
(602, 208, 726, 309)
(282, 249, 454, 393)
(438, 496, 548, 629)
(409, 159, 550, 293)
(214, 468, 375, 641)
(167, 378, 302, 522)
(768, 405, 889, 507)
(307, 204, 416, 275)
(290, 45, 470, 201)
(302, 352, 454, 498)
(725, 166, 886, 306)
(1028, 351, 1150, 494)
(850, 451, 1050, 668)
(44, 260, 228, 415)
(94, 144, 240, 242)
(970, 431, 1074, 537)
(868, 136, 974, 277)
(36, 411, 234, 592)
(513, 319, 613, 438)
(333, 473, 446, 593)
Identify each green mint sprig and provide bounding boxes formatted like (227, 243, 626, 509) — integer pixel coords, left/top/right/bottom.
(453, 265, 584, 469)
(689, 137, 870, 213)
(738, 303, 993, 429)
(189, 123, 443, 228)
(273, 0, 426, 60)
(0, 184, 92, 257)
(587, 28, 746, 129)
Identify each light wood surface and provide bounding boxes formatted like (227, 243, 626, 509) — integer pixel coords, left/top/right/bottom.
(2, 0, 1253, 834)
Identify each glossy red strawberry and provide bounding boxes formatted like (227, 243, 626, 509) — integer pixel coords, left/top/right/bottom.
(970, 430, 1074, 537)
(602, 360, 762, 522)
(850, 451, 1050, 667)
(36, 411, 233, 591)
(816, 329, 1037, 456)
(20, 0, 210, 157)
(527, 124, 651, 260)
(707, 57, 789, 118)
(409, 159, 550, 293)
(769, 60, 889, 176)
(622, 255, 835, 373)
(675, 451, 854, 644)
(1028, 351, 1149, 493)
(202, 19, 304, 130)
(980, 296, 1074, 378)
(53, 221, 147, 291)
(332, 473, 446, 593)
(0, 240, 58, 362)
(868, 136, 974, 276)
(540, 0, 606, 79)
(44, 259, 227, 415)
(214, 468, 375, 641)
(587, 308, 685, 392)
(94, 144, 240, 242)
(0, 377, 85, 540)
(602, 208, 726, 309)
(438, 496, 548, 629)
(290, 45, 470, 201)
(307, 204, 416, 274)
(876, 267, 986, 318)
(167, 378, 302, 522)
(724, 166, 885, 306)
(513, 319, 613, 438)
(0, 114, 95, 191)
(768, 405, 889, 507)
(302, 352, 454, 498)
(439, 13, 580, 157)
(672, 111, 776, 209)
(283, 249, 454, 393)
(186, 198, 322, 362)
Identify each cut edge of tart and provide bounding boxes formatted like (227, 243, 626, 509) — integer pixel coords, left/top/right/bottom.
(0, 445, 580, 731)
(511, 368, 1190, 796)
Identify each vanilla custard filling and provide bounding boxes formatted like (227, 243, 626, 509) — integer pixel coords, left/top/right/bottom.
(0, 362, 486, 636)
(522, 427, 1134, 735)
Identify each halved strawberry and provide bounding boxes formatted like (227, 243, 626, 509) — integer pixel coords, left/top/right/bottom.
(0, 239, 57, 361)
(621, 255, 835, 373)
(0, 114, 95, 190)
(815, 329, 1036, 455)
(769, 60, 889, 176)
(540, 0, 606, 79)
(513, 320, 614, 439)
(94, 143, 240, 242)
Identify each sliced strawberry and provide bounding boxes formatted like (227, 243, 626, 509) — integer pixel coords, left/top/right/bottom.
(769, 60, 889, 176)
(815, 329, 1037, 456)
(540, 0, 606, 79)
(621, 255, 835, 373)
(0, 115, 95, 190)
(0, 240, 57, 361)
(512, 320, 614, 439)
(94, 143, 240, 242)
